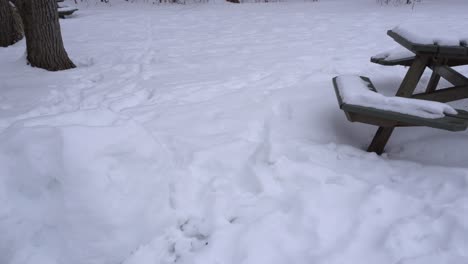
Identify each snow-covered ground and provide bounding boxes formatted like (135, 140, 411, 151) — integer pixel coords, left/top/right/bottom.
(1, 1, 468, 264)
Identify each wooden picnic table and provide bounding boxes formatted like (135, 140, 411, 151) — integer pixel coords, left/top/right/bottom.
(58, 6, 78, 18)
(333, 26, 468, 154)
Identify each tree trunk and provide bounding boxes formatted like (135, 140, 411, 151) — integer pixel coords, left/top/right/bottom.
(0, 0, 23, 47)
(15, 0, 75, 71)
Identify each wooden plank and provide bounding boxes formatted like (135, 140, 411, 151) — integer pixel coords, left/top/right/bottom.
(342, 104, 468, 131)
(332, 76, 375, 108)
(432, 65, 468, 86)
(395, 55, 429, 97)
(425, 70, 441, 93)
(446, 109, 468, 120)
(343, 109, 400, 127)
(367, 127, 394, 155)
(332, 76, 345, 108)
(58, 8, 78, 18)
(387, 30, 438, 54)
(446, 57, 468, 67)
(412, 85, 468, 103)
(370, 56, 415, 66)
(371, 55, 468, 67)
(425, 58, 447, 93)
(438, 45, 468, 56)
(387, 30, 468, 56)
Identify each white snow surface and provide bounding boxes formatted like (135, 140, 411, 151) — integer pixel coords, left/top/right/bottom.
(1, 1, 468, 264)
(336, 75, 457, 118)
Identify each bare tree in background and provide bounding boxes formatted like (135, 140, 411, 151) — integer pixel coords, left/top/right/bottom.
(378, 0, 420, 4)
(0, 0, 23, 47)
(15, 0, 75, 71)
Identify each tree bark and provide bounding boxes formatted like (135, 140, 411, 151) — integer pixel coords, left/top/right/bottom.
(15, 0, 75, 71)
(0, 0, 23, 47)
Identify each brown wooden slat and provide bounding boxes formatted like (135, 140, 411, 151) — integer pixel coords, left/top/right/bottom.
(395, 55, 429, 97)
(387, 30, 468, 57)
(432, 65, 468, 86)
(446, 58, 468, 67)
(367, 127, 395, 155)
(412, 85, 468, 103)
(371, 56, 468, 67)
(370, 56, 415, 66)
(425, 70, 441, 93)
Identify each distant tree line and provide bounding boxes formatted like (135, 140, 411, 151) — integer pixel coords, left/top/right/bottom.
(227, 0, 318, 3)
(79, 0, 318, 4)
(378, 0, 421, 5)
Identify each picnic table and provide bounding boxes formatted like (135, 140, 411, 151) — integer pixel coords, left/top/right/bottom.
(333, 25, 468, 154)
(58, 6, 78, 18)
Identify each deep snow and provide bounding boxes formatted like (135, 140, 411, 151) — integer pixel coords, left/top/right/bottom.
(1, 1, 468, 264)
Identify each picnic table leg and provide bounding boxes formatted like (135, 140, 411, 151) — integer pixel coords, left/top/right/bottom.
(425, 58, 448, 93)
(367, 127, 394, 154)
(367, 55, 430, 154)
(425, 71, 441, 93)
(432, 65, 468, 86)
(395, 55, 430, 97)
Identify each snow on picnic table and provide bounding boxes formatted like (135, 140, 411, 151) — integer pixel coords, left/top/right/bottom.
(1, 1, 468, 264)
(392, 23, 468, 46)
(335, 75, 458, 119)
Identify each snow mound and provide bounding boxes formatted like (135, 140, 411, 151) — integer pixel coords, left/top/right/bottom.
(0, 110, 174, 264)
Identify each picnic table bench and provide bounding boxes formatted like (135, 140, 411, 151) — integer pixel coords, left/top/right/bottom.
(333, 25, 468, 154)
(58, 6, 78, 18)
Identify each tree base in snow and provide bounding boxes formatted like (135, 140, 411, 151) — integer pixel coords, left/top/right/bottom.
(16, 0, 76, 71)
